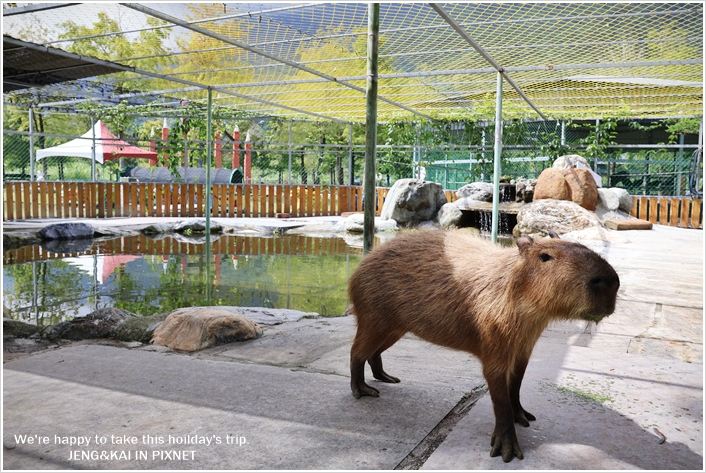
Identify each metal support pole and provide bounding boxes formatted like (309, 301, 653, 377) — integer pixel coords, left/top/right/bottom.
(491, 72, 503, 244)
(288, 119, 293, 184)
(348, 123, 354, 185)
(561, 120, 566, 146)
(594, 118, 600, 173)
(363, 2, 379, 255)
(91, 115, 96, 182)
(677, 133, 685, 195)
(29, 107, 35, 181)
(206, 87, 213, 304)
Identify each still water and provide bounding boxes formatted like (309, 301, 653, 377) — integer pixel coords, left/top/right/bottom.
(3, 234, 366, 326)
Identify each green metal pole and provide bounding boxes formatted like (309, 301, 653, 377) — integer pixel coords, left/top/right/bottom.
(491, 71, 503, 244)
(363, 3, 379, 255)
(206, 87, 213, 304)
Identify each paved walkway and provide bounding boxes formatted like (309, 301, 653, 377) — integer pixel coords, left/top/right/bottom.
(2, 222, 703, 469)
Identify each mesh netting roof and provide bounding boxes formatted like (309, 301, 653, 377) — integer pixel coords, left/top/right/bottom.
(2, 2, 703, 122)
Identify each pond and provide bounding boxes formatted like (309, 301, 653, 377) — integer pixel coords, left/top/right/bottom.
(3, 234, 367, 326)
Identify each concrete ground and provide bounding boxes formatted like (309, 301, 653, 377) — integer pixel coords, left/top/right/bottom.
(2, 220, 704, 470)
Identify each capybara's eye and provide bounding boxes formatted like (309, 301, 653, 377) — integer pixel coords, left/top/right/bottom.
(539, 253, 553, 262)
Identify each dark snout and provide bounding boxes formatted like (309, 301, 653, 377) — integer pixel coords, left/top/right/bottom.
(587, 266, 620, 321)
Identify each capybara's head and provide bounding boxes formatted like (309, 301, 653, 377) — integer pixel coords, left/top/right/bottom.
(513, 232, 620, 322)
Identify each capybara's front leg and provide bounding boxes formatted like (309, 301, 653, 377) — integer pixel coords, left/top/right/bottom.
(485, 368, 523, 462)
(509, 354, 535, 427)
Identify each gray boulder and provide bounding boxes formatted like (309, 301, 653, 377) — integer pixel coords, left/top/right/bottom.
(174, 218, 223, 234)
(141, 223, 174, 235)
(44, 308, 137, 340)
(513, 199, 601, 238)
(597, 188, 620, 211)
(3, 232, 42, 251)
(609, 187, 634, 214)
(3, 318, 41, 339)
(344, 213, 398, 233)
(512, 177, 537, 203)
(113, 313, 169, 343)
(455, 182, 493, 202)
(38, 223, 94, 240)
(380, 179, 447, 224)
(438, 202, 463, 228)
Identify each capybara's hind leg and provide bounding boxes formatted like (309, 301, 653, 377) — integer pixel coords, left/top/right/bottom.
(368, 333, 403, 383)
(350, 329, 387, 399)
(509, 354, 535, 427)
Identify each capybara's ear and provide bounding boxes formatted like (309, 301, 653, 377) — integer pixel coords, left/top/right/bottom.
(548, 231, 560, 239)
(516, 235, 533, 254)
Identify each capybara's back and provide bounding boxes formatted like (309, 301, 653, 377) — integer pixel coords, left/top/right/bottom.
(348, 229, 619, 462)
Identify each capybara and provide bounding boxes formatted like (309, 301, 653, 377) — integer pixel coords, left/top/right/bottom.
(349, 229, 619, 462)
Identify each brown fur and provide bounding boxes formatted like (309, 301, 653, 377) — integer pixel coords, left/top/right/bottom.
(349, 229, 619, 462)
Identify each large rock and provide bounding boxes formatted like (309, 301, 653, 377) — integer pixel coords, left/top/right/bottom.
(512, 177, 537, 203)
(44, 308, 137, 340)
(38, 222, 94, 240)
(597, 188, 620, 211)
(562, 168, 598, 210)
(455, 182, 493, 202)
(610, 187, 634, 214)
(113, 313, 169, 343)
(562, 226, 632, 244)
(173, 306, 317, 325)
(553, 154, 601, 188)
(513, 200, 602, 238)
(438, 202, 463, 228)
(379, 179, 447, 224)
(151, 308, 263, 352)
(3, 232, 42, 251)
(3, 318, 41, 339)
(533, 168, 567, 201)
(173, 218, 223, 234)
(344, 213, 398, 233)
(552, 154, 591, 170)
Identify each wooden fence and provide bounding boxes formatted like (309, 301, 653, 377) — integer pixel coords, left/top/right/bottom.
(628, 196, 703, 229)
(2, 182, 702, 229)
(2, 182, 392, 221)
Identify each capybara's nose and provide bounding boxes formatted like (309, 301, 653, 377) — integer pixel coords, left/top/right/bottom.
(590, 274, 620, 292)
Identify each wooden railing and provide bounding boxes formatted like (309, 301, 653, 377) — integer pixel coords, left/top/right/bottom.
(629, 196, 702, 229)
(3, 182, 702, 229)
(2, 182, 392, 221)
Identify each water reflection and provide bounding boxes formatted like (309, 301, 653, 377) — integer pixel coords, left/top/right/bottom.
(3, 235, 365, 326)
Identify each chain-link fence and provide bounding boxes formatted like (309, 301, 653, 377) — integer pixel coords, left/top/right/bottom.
(3, 110, 702, 197)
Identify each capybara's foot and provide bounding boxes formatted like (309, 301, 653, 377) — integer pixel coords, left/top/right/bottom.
(373, 371, 400, 383)
(351, 382, 380, 399)
(490, 425, 523, 463)
(514, 407, 536, 427)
